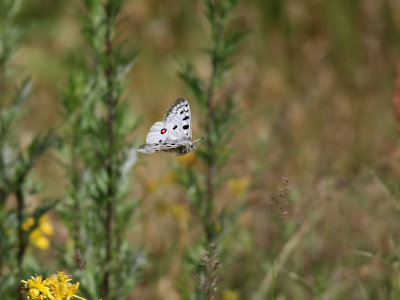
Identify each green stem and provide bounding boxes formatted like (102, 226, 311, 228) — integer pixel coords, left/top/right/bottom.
(71, 136, 82, 268)
(0, 62, 5, 96)
(205, 63, 216, 242)
(102, 2, 115, 297)
(204, 4, 224, 242)
(0, 15, 9, 97)
(16, 184, 26, 270)
(16, 183, 26, 300)
(0, 43, 6, 95)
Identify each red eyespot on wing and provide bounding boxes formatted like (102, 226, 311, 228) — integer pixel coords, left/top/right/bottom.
(161, 128, 167, 134)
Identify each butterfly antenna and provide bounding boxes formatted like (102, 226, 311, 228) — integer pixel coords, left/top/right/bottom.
(193, 137, 205, 146)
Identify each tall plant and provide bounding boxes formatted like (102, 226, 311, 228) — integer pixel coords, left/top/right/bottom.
(0, 0, 55, 298)
(177, 0, 244, 245)
(57, 0, 144, 299)
(176, 0, 244, 298)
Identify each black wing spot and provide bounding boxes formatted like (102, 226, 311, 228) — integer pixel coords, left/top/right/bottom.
(155, 149, 159, 152)
(159, 140, 162, 143)
(182, 116, 189, 121)
(180, 111, 184, 114)
(184, 104, 189, 107)
(183, 125, 189, 130)
(163, 143, 168, 145)
(186, 110, 189, 113)
(173, 125, 177, 130)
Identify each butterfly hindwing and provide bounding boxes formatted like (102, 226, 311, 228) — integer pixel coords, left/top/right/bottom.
(137, 143, 161, 154)
(145, 121, 184, 145)
(145, 122, 167, 144)
(138, 143, 183, 154)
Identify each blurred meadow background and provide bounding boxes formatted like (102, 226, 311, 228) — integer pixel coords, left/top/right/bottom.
(2, 0, 400, 299)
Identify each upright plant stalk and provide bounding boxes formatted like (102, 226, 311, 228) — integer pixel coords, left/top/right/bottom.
(0, 4, 7, 277)
(176, 1, 244, 297)
(0, 0, 25, 272)
(0, 3, 55, 298)
(0, 6, 9, 95)
(16, 185, 26, 269)
(178, 0, 244, 244)
(205, 56, 217, 241)
(56, 1, 143, 298)
(73, 148, 80, 266)
(0, 36, 6, 94)
(71, 135, 83, 268)
(204, 12, 225, 240)
(103, 2, 115, 295)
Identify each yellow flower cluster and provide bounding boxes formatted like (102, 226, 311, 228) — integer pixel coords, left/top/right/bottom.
(21, 271, 86, 300)
(22, 215, 54, 250)
(227, 176, 250, 197)
(222, 289, 239, 300)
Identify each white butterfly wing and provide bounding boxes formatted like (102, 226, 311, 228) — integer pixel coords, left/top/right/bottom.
(145, 121, 185, 144)
(145, 122, 167, 144)
(137, 143, 161, 154)
(164, 97, 192, 141)
(138, 143, 182, 154)
(138, 97, 193, 155)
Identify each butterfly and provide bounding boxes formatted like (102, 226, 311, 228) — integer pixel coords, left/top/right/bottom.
(137, 97, 204, 156)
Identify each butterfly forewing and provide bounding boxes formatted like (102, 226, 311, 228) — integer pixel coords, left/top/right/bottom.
(164, 97, 192, 140)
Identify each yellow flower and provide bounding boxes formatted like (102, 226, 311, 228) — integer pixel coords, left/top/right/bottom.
(22, 218, 35, 230)
(21, 272, 86, 300)
(29, 288, 40, 298)
(39, 215, 54, 235)
(227, 177, 250, 197)
(33, 235, 50, 250)
(22, 215, 54, 250)
(21, 275, 52, 299)
(222, 289, 239, 300)
(170, 203, 190, 227)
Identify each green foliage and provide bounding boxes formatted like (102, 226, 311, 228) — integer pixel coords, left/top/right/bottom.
(2, 1, 400, 299)
(0, 1, 55, 297)
(0, 0, 23, 88)
(176, 0, 245, 298)
(178, 0, 244, 243)
(56, 1, 144, 299)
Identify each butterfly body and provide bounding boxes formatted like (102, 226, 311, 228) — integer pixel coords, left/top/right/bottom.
(138, 97, 203, 155)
